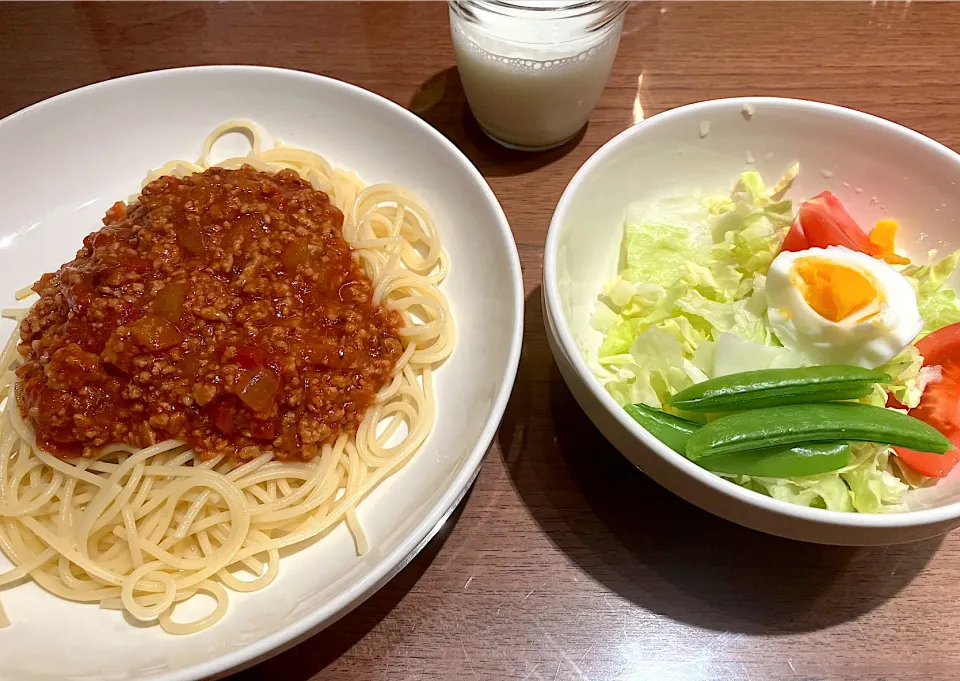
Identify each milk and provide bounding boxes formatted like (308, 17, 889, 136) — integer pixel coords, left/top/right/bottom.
(450, 3, 624, 150)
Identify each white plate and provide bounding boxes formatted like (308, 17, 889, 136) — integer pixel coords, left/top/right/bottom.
(544, 97, 960, 545)
(0, 66, 523, 680)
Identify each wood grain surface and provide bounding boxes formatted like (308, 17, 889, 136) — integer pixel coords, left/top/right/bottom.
(2, 2, 960, 680)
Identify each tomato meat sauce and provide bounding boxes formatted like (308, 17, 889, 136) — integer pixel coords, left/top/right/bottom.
(16, 166, 404, 460)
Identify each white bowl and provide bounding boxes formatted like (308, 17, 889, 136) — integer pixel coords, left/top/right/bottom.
(543, 97, 960, 546)
(0, 66, 523, 680)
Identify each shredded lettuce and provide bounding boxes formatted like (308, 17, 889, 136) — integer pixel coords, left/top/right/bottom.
(597, 167, 798, 401)
(843, 458, 910, 513)
(919, 290, 960, 335)
(869, 345, 925, 409)
(902, 249, 960, 297)
(597, 168, 797, 366)
(622, 223, 706, 288)
(599, 327, 704, 415)
(901, 249, 960, 335)
(734, 473, 855, 512)
(709, 332, 806, 377)
(592, 165, 959, 513)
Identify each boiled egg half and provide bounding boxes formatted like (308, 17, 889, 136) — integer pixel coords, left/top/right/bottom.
(766, 246, 922, 368)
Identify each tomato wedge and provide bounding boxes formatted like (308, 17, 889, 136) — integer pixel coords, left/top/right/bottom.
(786, 191, 872, 252)
(781, 222, 810, 252)
(781, 191, 912, 265)
(896, 435, 960, 479)
(894, 323, 960, 478)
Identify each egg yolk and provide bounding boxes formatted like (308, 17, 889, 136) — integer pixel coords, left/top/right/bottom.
(868, 219, 911, 265)
(794, 258, 878, 322)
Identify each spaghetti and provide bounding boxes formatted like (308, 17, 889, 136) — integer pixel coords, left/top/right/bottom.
(0, 121, 453, 634)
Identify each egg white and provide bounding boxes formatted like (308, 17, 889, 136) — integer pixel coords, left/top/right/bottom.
(766, 246, 922, 368)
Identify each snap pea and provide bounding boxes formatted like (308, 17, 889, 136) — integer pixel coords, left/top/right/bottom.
(623, 403, 699, 454)
(669, 365, 890, 412)
(698, 442, 851, 478)
(624, 404, 852, 478)
(686, 402, 953, 459)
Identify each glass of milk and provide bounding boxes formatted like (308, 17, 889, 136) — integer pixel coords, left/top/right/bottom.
(449, 0, 628, 151)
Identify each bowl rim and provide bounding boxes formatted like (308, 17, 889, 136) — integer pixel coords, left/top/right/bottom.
(544, 95, 960, 530)
(0, 64, 525, 681)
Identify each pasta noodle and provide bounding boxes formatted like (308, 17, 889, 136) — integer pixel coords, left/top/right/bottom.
(0, 121, 453, 634)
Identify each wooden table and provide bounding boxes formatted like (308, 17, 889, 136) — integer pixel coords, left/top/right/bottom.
(2, 2, 960, 680)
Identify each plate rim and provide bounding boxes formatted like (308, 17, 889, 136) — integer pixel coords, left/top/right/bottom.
(0, 64, 525, 681)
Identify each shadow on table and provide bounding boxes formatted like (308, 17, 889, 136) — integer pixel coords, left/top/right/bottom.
(497, 286, 941, 635)
(230, 488, 471, 681)
(408, 67, 584, 177)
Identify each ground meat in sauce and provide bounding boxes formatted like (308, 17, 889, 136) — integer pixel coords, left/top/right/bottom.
(16, 166, 405, 460)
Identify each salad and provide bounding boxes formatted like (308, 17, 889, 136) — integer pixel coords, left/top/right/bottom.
(589, 166, 960, 513)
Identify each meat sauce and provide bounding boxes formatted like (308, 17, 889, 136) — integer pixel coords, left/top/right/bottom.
(16, 166, 404, 460)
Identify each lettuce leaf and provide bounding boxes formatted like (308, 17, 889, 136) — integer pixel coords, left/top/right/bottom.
(901, 249, 960, 297)
(709, 332, 806, 378)
(901, 249, 960, 336)
(735, 474, 855, 512)
(622, 223, 705, 287)
(869, 345, 925, 409)
(919, 290, 960, 336)
(844, 462, 909, 513)
(597, 166, 795, 358)
(601, 328, 702, 411)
